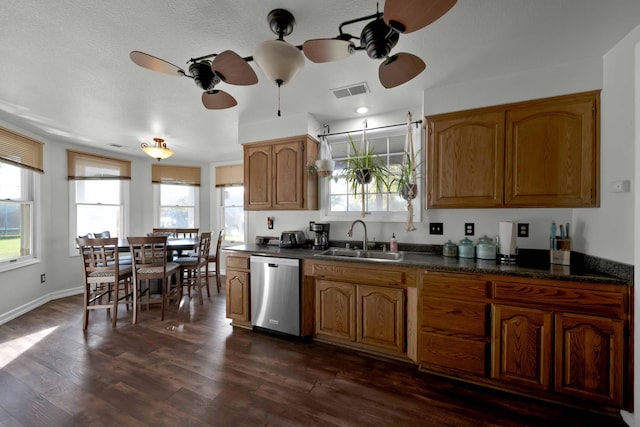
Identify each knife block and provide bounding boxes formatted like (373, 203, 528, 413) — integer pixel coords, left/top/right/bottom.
(550, 238, 571, 265)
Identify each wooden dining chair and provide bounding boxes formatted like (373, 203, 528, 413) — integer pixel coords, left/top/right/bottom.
(206, 229, 224, 293)
(127, 236, 181, 322)
(76, 237, 133, 330)
(174, 231, 212, 304)
(175, 228, 199, 239)
(150, 228, 178, 238)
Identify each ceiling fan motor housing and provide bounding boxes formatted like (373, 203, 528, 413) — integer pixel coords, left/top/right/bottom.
(189, 61, 221, 91)
(361, 18, 399, 59)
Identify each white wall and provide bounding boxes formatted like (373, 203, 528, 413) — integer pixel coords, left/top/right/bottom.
(573, 26, 640, 266)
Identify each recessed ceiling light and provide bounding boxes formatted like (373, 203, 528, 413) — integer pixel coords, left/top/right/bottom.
(356, 106, 368, 114)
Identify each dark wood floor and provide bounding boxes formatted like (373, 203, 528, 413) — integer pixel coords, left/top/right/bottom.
(0, 282, 628, 427)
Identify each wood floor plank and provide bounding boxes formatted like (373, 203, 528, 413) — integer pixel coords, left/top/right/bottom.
(0, 285, 628, 427)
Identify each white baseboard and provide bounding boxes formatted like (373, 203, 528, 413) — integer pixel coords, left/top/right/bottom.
(620, 410, 634, 426)
(0, 286, 83, 326)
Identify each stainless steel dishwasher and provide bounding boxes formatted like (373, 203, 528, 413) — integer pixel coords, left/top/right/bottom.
(250, 256, 301, 336)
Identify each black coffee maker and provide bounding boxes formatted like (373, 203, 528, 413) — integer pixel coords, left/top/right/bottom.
(310, 222, 330, 250)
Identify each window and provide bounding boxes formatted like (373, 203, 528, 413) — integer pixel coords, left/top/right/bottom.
(0, 126, 43, 270)
(156, 184, 198, 227)
(0, 164, 37, 267)
(68, 150, 130, 253)
(216, 164, 244, 243)
(322, 125, 422, 222)
(220, 186, 244, 243)
(152, 164, 200, 228)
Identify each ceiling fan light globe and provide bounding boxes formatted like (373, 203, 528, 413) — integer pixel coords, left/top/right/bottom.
(254, 39, 305, 85)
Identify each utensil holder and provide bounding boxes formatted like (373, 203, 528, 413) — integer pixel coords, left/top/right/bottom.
(550, 238, 571, 265)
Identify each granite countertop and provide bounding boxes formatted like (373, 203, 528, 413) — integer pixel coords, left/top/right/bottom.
(223, 244, 630, 285)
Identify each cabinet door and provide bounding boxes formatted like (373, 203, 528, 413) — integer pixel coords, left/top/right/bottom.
(357, 285, 405, 353)
(505, 92, 598, 207)
(226, 270, 249, 322)
(272, 141, 304, 209)
(315, 280, 356, 341)
(555, 313, 624, 406)
(244, 144, 272, 209)
(491, 304, 553, 391)
(427, 110, 504, 208)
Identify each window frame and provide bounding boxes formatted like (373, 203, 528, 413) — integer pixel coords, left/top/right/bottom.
(0, 164, 40, 271)
(218, 185, 245, 244)
(320, 125, 423, 223)
(152, 183, 199, 228)
(68, 179, 129, 256)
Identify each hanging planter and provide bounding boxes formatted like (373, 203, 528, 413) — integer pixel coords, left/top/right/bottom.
(314, 159, 335, 177)
(340, 128, 392, 218)
(400, 182, 418, 200)
(355, 168, 372, 184)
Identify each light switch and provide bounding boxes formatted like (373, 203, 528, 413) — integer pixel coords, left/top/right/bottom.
(608, 180, 630, 193)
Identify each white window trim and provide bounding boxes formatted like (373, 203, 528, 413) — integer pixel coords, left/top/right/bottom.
(319, 125, 423, 223)
(69, 180, 129, 256)
(152, 184, 200, 228)
(218, 186, 246, 244)
(0, 168, 40, 272)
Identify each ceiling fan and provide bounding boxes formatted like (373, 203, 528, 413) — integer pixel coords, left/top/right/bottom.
(303, 0, 457, 88)
(129, 49, 258, 110)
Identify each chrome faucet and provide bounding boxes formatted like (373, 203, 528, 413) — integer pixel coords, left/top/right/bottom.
(347, 220, 368, 253)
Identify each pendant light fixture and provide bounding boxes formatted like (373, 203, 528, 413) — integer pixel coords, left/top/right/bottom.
(141, 137, 174, 161)
(253, 9, 305, 116)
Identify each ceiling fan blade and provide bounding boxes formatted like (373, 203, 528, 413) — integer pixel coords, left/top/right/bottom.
(379, 52, 426, 89)
(210, 50, 258, 86)
(129, 51, 185, 76)
(383, 0, 457, 34)
(202, 90, 238, 109)
(302, 39, 354, 63)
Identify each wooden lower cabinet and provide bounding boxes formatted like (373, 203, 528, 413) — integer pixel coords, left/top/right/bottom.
(419, 272, 490, 376)
(491, 304, 553, 390)
(308, 259, 413, 357)
(357, 284, 405, 353)
(315, 279, 356, 341)
(420, 271, 629, 413)
(555, 312, 624, 406)
(315, 279, 405, 354)
(225, 255, 251, 326)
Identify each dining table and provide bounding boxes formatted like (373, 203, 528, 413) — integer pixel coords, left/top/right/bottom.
(116, 237, 199, 260)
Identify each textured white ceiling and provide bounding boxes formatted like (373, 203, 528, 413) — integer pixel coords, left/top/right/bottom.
(0, 0, 639, 163)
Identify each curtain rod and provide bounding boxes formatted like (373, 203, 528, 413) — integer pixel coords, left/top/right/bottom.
(317, 119, 422, 139)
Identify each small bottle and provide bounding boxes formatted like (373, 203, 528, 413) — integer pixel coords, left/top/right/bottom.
(390, 233, 398, 253)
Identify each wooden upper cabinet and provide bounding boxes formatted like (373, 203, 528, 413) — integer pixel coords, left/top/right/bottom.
(427, 110, 504, 208)
(505, 92, 599, 207)
(425, 90, 600, 209)
(244, 144, 272, 209)
(243, 135, 318, 210)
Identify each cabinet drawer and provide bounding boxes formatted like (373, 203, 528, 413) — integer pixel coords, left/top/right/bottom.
(493, 281, 625, 318)
(226, 255, 250, 270)
(312, 263, 408, 287)
(421, 332, 487, 376)
(422, 296, 487, 337)
(422, 272, 489, 300)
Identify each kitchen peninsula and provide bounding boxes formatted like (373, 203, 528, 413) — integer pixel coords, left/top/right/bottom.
(224, 243, 631, 415)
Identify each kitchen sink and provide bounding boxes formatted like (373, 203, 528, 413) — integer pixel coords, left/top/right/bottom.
(314, 247, 404, 261)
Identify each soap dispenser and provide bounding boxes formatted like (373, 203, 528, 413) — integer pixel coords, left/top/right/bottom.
(390, 233, 398, 253)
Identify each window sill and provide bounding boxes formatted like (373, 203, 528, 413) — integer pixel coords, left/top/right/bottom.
(0, 257, 40, 273)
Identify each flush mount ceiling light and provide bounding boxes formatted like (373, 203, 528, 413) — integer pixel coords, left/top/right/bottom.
(141, 137, 174, 161)
(253, 9, 305, 116)
(356, 106, 369, 114)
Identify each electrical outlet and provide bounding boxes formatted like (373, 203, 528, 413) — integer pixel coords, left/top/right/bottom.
(517, 223, 529, 238)
(40, 273, 46, 283)
(429, 222, 443, 235)
(465, 223, 475, 236)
